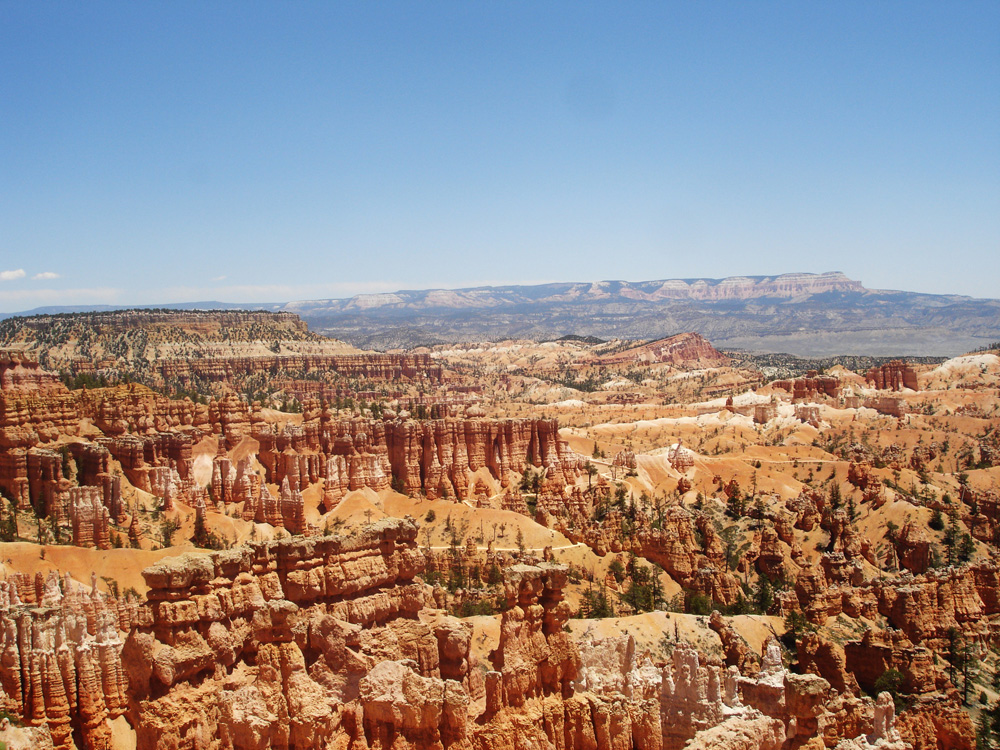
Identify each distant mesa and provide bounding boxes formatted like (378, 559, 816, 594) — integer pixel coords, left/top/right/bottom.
(276, 271, 999, 356)
(0, 309, 443, 394)
(310, 271, 864, 311)
(3, 271, 998, 357)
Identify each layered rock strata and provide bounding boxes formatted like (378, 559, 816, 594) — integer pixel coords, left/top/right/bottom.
(121, 518, 439, 749)
(771, 370, 841, 400)
(596, 332, 729, 367)
(866, 361, 919, 392)
(1, 359, 584, 546)
(155, 353, 443, 387)
(254, 417, 582, 506)
(0, 350, 64, 394)
(0, 574, 130, 750)
(0, 522, 926, 750)
(790, 561, 1000, 652)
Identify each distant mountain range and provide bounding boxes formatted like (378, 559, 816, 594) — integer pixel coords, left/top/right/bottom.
(4, 272, 999, 356)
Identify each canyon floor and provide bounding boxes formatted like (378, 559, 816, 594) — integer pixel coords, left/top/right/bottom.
(0, 311, 998, 750)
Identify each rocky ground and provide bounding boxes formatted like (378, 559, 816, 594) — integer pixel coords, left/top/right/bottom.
(0, 311, 998, 750)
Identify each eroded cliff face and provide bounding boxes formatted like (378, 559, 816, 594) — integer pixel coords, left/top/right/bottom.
(790, 560, 1000, 651)
(0, 519, 921, 750)
(0, 381, 208, 452)
(0, 385, 82, 451)
(770, 371, 841, 400)
(595, 332, 730, 367)
(866, 361, 919, 392)
(0, 572, 133, 750)
(1, 314, 453, 407)
(155, 353, 444, 388)
(1, 343, 996, 750)
(121, 518, 436, 750)
(254, 415, 582, 506)
(0, 350, 65, 394)
(896, 696, 977, 750)
(0, 351, 582, 550)
(117, 520, 539, 750)
(555, 503, 743, 606)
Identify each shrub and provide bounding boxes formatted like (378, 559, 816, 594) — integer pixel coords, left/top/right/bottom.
(873, 668, 906, 712)
(578, 584, 614, 619)
(608, 558, 626, 583)
(930, 508, 945, 531)
(685, 591, 713, 616)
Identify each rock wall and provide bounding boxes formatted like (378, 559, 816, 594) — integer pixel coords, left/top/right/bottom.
(254, 416, 582, 506)
(80, 385, 206, 436)
(771, 371, 841, 400)
(555, 502, 743, 607)
(69, 486, 111, 549)
(0, 521, 928, 750)
(98, 432, 196, 500)
(844, 629, 937, 695)
(0, 366, 202, 543)
(794, 405, 821, 426)
(597, 332, 729, 367)
(1, 381, 205, 451)
(120, 518, 453, 750)
(0, 388, 81, 449)
(156, 353, 444, 386)
(0, 350, 64, 394)
(385, 417, 581, 500)
(792, 561, 1000, 651)
(754, 403, 778, 424)
(865, 396, 907, 417)
(867, 361, 919, 392)
(0, 574, 130, 750)
(896, 696, 976, 750)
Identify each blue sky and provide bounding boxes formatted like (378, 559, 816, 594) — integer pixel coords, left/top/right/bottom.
(1, 2, 998, 311)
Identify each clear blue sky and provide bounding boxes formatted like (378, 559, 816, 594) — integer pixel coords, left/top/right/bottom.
(1, 2, 998, 311)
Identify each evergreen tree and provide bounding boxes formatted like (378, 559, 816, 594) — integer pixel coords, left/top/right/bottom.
(161, 518, 180, 547)
(579, 583, 614, 618)
(649, 566, 665, 610)
(0, 503, 17, 543)
(873, 668, 906, 713)
(944, 514, 961, 566)
(754, 575, 775, 614)
(930, 507, 945, 531)
(829, 482, 842, 509)
(961, 639, 978, 706)
(608, 558, 626, 583)
(959, 533, 976, 563)
(946, 627, 964, 689)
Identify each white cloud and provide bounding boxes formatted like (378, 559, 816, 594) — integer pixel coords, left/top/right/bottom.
(0, 269, 26, 281)
(32, 271, 60, 280)
(211, 275, 227, 282)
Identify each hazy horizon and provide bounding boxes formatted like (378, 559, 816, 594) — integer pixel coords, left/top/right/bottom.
(2, 271, 998, 324)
